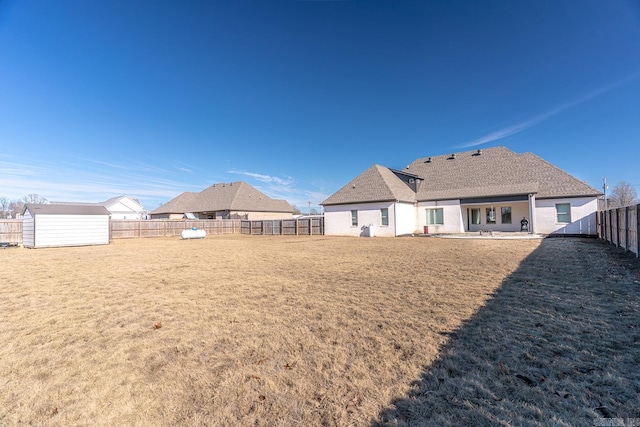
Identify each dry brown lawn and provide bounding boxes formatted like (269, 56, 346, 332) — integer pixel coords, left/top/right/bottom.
(0, 235, 638, 426)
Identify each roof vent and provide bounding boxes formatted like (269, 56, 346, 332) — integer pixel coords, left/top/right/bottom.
(448, 153, 456, 160)
(473, 149, 482, 156)
(424, 157, 432, 163)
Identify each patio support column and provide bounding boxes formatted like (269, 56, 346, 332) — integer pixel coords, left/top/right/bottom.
(528, 193, 536, 234)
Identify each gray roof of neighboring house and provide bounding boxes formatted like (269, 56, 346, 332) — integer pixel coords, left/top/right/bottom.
(151, 192, 199, 214)
(151, 182, 293, 214)
(22, 203, 111, 215)
(322, 146, 601, 206)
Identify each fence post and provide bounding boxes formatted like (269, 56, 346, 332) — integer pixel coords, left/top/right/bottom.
(637, 204, 640, 258)
(616, 208, 620, 248)
(625, 206, 630, 252)
(609, 209, 613, 244)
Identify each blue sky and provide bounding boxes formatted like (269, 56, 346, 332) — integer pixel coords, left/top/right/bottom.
(1, 0, 639, 212)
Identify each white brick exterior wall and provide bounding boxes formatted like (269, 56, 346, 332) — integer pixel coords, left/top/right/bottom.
(534, 197, 598, 235)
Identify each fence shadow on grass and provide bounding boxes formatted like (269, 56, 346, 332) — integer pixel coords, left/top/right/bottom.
(373, 238, 640, 426)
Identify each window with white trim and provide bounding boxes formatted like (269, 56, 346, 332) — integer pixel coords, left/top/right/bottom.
(471, 208, 481, 225)
(486, 207, 497, 224)
(556, 203, 571, 223)
(426, 208, 443, 225)
(381, 208, 389, 226)
(501, 207, 512, 224)
(351, 210, 358, 226)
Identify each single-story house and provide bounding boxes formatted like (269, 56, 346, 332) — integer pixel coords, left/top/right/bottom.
(22, 204, 111, 248)
(321, 146, 602, 237)
(150, 181, 294, 220)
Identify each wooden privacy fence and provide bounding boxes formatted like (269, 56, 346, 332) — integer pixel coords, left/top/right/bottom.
(0, 220, 22, 243)
(110, 219, 242, 239)
(240, 217, 324, 236)
(599, 204, 640, 257)
(0, 218, 324, 242)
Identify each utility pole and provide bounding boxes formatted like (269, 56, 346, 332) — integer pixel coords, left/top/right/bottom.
(603, 177, 608, 210)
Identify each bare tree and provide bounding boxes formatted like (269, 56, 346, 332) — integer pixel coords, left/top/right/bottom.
(0, 197, 9, 218)
(608, 181, 638, 208)
(22, 194, 48, 204)
(8, 200, 24, 218)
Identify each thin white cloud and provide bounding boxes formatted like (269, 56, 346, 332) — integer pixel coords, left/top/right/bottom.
(459, 71, 640, 148)
(228, 169, 294, 186)
(0, 156, 204, 209)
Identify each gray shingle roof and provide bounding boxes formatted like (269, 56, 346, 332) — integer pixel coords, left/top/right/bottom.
(152, 192, 199, 214)
(321, 165, 417, 205)
(322, 146, 601, 206)
(151, 182, 293, 214)
(23, 203, 111, 215)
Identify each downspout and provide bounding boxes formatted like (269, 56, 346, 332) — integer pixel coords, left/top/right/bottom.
(393, 202, 397, 237)
(528, 194, 535, 234)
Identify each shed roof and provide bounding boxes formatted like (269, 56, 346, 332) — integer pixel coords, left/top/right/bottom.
(23, 204, 111, 215)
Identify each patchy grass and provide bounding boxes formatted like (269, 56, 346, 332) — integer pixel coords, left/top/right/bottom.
(376, 238, 640, 426)
(0, 235, 638, 426)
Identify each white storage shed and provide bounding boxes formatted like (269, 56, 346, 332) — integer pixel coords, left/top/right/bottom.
(22, 204, 111, 248)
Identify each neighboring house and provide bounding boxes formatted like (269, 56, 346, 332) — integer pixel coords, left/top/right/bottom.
(150, 181, 294, 220)
(52, 196, 146, 220)
(22, 204, 110, 248)
(101, 196, 146, 220)
(322, 146, 602, 237)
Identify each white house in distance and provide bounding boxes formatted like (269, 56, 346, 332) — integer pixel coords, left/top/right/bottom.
(53, 195, 146, 220)
(321, 146, 602, 237)
(22, 204, 111, 248)
(101, 196, 146, 220)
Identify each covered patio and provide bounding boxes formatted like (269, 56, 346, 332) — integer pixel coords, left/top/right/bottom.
(460, 193, 536, 234)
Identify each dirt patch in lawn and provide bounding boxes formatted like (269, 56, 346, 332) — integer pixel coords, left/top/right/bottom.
(0, 235, 637, 426)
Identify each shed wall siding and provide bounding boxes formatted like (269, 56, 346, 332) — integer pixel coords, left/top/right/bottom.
(33, 215, 110, 248)
(534, 197, 598, 235)
(22, 211, 35, 248)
